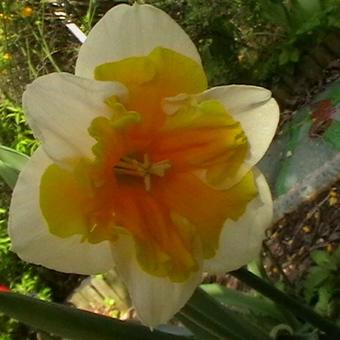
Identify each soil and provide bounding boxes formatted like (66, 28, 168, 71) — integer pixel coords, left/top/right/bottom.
(264, 180, 340, 286)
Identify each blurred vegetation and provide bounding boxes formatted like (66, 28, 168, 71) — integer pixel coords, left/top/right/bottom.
(0, 0, 339, 338)
(150, 0, 340, 97)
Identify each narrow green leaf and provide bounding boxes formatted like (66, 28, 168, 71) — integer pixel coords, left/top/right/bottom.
(177, 308, 226, 340)
(0, 145, 29, 170)
(0, 160, 20, 189)
(179, 287, 271, 340)
(0, 292, 190, 340)
(231, 268, 340, 338)
(0, 145, 29, 188)
(201, 283, 286, 322)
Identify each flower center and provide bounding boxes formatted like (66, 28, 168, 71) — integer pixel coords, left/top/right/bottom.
(114, 154, 171, 191)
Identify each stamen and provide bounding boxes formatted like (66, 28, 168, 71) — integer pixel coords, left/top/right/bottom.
(114, 168, 144, 177)
(149, 160, 172, 177)
(116, 160, 140, 171)
(113, 154, 171, 191)
(90, 223, 98, 233)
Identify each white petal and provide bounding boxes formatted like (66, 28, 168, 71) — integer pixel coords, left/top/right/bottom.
(23, 72, 126, 164)
(8, 147, 114, 275)
(204, 170, 272, 274)
(75, 4, 201, 79)
(199, 85, 280, 168)
(111, 233, 202, 327)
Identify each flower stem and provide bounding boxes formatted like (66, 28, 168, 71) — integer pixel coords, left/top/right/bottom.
(231, 268, 340, 337)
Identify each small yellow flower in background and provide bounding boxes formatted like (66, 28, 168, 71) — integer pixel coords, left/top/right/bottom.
(0, 12, 11, 21)
(9, 4, 279, 326)
(3, 53, 12, 61)
(21, 6, 33, 17)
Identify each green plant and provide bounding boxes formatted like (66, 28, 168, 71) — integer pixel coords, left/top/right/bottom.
(304, 247, 340, 319)
(0, 98, 37, 155)
(256, 0, 340, 79)
(0, 145, 29, 188)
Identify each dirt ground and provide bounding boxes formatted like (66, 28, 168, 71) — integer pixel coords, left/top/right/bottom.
(265, 180, 340, 285)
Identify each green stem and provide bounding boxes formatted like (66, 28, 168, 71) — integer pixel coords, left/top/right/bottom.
(34, 27, 61, 73)
(231, 268, 340, 337)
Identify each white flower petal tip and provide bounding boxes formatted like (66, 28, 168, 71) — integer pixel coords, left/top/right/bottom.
(203, 170, 273, 274)
(23, 72, 127, 163)
(9, 147, 114, 275)
(111, 234, 203, 327)
(199, 85, 280, 167)
(75, 4, 201, 78)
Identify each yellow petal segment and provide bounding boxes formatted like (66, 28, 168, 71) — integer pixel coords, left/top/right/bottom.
(95, 47, 208, 132)
(40, 161, 119, 244)
(40, 163, 92, 238)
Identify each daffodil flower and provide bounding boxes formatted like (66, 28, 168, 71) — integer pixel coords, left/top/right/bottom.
(9, 4, 279, 326)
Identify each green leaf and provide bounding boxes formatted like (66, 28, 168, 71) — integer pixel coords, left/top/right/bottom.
(179, 287, 271, 340)
(288, 0, 323, 31)
(310, 250, 336, 270)
(258, 0, 289, 28)
(0, 292, 189, 340)
(231, 268, 340, 337)
(315, 285, 333, 316)
(0, 161, 21, 189)
(0, 145, 29, 188)
(176, 311, 220, 340)
(279, 48, 300, 65)
(0, 145, 29, 170)
(296, 0, 321, 16)
(201, 284, 286, 323)
(304, 267, 331, 303)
